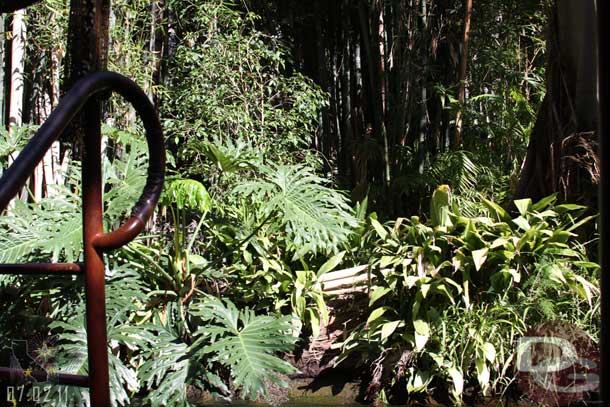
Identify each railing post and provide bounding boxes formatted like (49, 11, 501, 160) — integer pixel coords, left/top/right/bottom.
(82, 99, 110, 406)
(66, 0, 112, 403)
(0, 71, 164, 406)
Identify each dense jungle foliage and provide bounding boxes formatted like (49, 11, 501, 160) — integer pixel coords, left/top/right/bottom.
(0, 0, 600, 405)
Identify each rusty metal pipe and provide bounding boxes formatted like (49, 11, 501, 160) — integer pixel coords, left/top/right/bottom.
(82, 96, 109, 405)
(0, 367, 89, 387)
(0, 263, 83, 275)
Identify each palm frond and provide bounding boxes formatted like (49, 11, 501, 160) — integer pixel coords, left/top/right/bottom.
(425, 150, 481, 194)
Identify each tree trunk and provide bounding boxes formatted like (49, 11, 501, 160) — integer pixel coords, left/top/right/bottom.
(339, 0, 353, 184)
(0, 15, 5, 128)
(418, 0, 430, 174)
(62, 0, 111, 154)
(8, 9, 26, 147)
(358, 0, 389, 186)
(7, 9, 27, 206)
(47, 31, 65, 188)
(454, 0, 473, 149)
(149, 0, 166, 113)
(516, 0, 598, 208)
(313, 0, 331, 169)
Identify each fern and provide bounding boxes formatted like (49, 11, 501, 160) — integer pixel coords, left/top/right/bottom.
(190, 296, 298, 400)
(426, 150, 481, 194)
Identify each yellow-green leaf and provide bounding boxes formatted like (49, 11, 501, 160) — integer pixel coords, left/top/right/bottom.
(413, 319, 430, 351)
(514, 198, 532, 216)
(317, 251, 346, 277)
(371, 218, 388, 240)
(380, 255, 396, 269)
(448, 367, 464, 395)
(367, 307, 389, 325)
(369, 286, 392, 306)
(381, 320, 401, 341)
(472, 248, 488, 271)
(475, 357, 490, 389)
(309, 308, 321, 338)
(482, 342, 496, 363)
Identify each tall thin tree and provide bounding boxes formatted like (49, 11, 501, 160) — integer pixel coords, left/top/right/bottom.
(454, 0, 473, 149)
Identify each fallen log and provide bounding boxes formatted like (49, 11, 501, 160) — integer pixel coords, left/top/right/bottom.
(320, 265, 390, 295)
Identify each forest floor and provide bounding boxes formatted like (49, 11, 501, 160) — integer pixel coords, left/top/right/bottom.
(186, 294, 545, 406)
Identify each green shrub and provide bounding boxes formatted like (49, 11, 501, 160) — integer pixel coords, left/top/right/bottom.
(336, 193, 599, 402)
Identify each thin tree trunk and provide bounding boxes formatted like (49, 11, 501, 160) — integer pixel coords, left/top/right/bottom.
(340, 0, 353, 184)
(418, 0, 430, 174)
(358, 0, 389, 186)
(377, 1, 391, 187)
(402, 0, 415, 147)
(149, 0, 166, 113)
(314, 0, 331, 168)
(352, 40, 369, 196)
(39, 34, 64, 196)
(0, 16, 5, 128)
(7, 9, 27, 206)
(454, 0, 473, 149)
(8, 9, 26, 150)
(48, 40, 65, 187)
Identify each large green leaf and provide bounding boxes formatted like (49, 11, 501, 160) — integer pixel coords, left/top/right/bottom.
(139, 325, 191, 407)
(161, 178, 211, 213)
(191, 296, 298, 400)
(233, 164, 358, 257)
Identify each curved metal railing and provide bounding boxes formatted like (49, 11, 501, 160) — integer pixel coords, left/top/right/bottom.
(0, 71, 165, 406)
(0, 71, 165, 240)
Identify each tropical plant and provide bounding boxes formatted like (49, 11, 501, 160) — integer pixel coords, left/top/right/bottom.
(33, 267, 148, 407)
(233, 163, 359, 258)
(335, 193, 599, 403)
(190, 296, 297, 399)
(162, 0, 327, 181)
(136, 296, 297, 405)
(0, 125, 149, 265)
